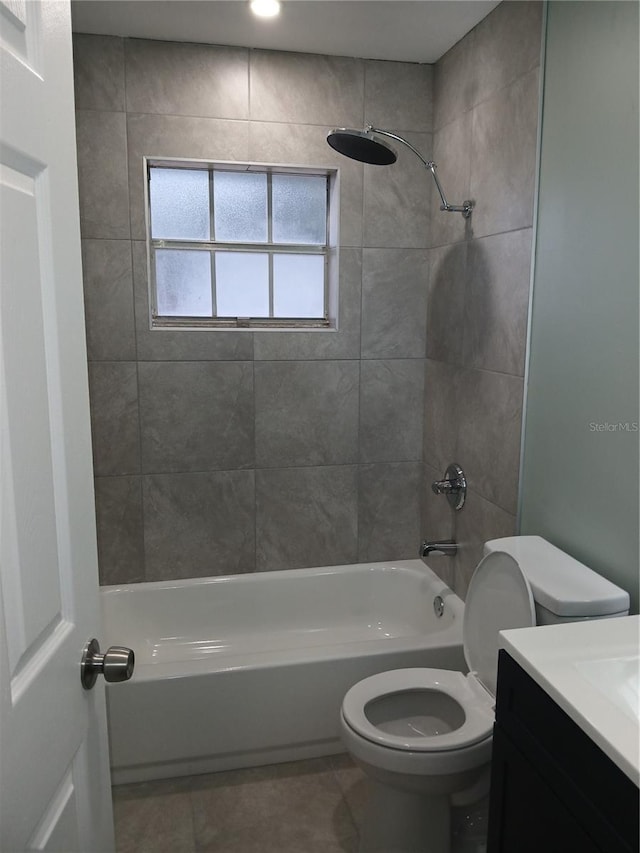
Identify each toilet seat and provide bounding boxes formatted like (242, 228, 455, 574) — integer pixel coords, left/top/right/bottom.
(342, 667, 495, 753)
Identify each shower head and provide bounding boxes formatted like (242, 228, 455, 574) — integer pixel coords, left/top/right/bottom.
(326, 124, 473, 218)
(326, 128, 397, 166)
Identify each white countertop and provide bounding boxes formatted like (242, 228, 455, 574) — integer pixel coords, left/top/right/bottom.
(500, 615, 640, 786)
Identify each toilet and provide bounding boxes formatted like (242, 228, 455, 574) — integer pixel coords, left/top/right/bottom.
(340, 536, 630, 853)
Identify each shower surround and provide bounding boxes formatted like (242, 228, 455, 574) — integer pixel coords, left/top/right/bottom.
(421, 0, 542, 597)
(73, 0, 542, 597)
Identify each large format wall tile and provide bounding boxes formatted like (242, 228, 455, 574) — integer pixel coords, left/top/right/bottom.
(471, 1, 543, 108)
(73, 34, 125, 112)
(456, 368, 524, 514)
(254, 249, 362, 361)
(424, 362, 524, 516)
(364, 60, 432, 132)
(94, 476, 145, 585)
(361, 249, 428, 359)
(255, 361, 359, 467)
(248, 121, 363, 249)
(363, 131, 431, 248)
(358, 462, 421, 562)
(433, 31, 477, 132)
(125, 40, 249, 119)
(426, 243, 467, 365)
(143, 471, 255, 579)
(249, 50, 364, 127)
(470, 67, 540, 238)
(88, 362, 140, 476)
(255, 466, 358, 570)
(359, 360, 424, 463)
(82, 239, 135, 361)
(131, 241, 254, 361)
(423, 359, 461, 472)
(138, 361, 254, 473)
(127, 113, 249, 240)
(463, 229, 532, 376)
(76, 110, 130, 239)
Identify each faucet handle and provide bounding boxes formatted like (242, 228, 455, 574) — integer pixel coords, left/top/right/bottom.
(432, 479, 457, 495)
(431, 463, 466, 511)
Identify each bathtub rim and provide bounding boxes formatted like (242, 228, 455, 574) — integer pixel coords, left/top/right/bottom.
(100, 557, 459, 597)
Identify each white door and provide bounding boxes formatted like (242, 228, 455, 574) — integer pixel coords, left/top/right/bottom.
(0, 1, 115, 850)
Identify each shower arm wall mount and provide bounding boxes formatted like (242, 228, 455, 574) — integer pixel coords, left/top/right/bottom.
(366, 125, 474, 219)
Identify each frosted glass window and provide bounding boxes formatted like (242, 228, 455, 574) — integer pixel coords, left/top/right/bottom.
(147, 159, 334, 327)
(272, 175, 326, 245)
(216, 252, 269, 317)
(155, 249, 212, 316)
(150, 168, 210, 240)
(273, 254, 325, 317)
(214, 172, 268, 243)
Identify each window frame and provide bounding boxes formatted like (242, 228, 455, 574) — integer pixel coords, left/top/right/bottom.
(144, 157, 339, 330)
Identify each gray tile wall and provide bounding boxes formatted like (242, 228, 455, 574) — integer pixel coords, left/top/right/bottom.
(422, 1, 543, 598)
(73, 35, 432, 583)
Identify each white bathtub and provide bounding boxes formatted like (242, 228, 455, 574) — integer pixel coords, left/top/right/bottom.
(102, 559, 465, 784)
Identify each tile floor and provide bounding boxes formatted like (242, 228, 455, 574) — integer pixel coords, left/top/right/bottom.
(112, 754, 366, 853)
(113, 754, 489, 853)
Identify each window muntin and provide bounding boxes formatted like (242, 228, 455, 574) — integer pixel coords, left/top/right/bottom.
(146, 160, 333, 328)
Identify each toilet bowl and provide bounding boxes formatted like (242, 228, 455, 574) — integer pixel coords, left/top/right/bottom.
(341, 668, 494, 787)
(340, 537, 631, 853)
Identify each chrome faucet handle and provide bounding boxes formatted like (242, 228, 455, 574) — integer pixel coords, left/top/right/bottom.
(432, 479, 457, 494)
(431, 463, 466, 511)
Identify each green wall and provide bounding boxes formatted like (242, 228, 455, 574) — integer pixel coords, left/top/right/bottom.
(520, 1, 639, 614)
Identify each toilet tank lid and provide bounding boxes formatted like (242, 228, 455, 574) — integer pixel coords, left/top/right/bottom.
(483, 536, 630, 617)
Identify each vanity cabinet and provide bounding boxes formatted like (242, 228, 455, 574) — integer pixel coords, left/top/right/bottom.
(487, 650, 639, 853)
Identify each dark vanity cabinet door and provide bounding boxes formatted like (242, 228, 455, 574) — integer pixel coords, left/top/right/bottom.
(487, 651, 639, 853)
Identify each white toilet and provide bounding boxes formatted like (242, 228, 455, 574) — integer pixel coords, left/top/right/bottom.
(340, 536, 630, 853)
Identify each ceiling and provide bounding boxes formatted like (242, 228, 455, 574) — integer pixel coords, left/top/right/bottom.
(70, 0, 500, 64)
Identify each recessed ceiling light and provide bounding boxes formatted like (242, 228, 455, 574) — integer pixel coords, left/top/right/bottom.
(250, 0, 281, 18)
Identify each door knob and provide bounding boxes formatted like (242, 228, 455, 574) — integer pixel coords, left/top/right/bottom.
(81, 638, 134, 690)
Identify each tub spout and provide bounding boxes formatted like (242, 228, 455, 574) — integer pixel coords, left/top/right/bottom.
(421, 540, 457, 558)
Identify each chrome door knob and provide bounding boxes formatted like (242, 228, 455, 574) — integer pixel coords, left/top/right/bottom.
(81, 638, 134, 690)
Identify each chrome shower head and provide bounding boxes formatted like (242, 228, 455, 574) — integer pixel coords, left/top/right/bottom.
(326, 124, 473, 218)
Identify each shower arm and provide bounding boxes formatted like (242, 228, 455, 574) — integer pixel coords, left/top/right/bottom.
(366, 125, 473, 218)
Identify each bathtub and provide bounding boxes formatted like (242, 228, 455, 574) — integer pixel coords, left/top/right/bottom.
(102, 559, 465, 784)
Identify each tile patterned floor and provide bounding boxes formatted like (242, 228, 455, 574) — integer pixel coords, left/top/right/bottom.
(113, 755, 367, 853)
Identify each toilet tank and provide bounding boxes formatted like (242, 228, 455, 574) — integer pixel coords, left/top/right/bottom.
(483, 536, 630, 625)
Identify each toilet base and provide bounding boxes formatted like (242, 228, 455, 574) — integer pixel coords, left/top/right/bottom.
(359, 779, 450, 853)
